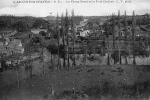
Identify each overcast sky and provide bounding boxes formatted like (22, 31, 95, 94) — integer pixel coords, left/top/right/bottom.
(0, 0, 150, 17)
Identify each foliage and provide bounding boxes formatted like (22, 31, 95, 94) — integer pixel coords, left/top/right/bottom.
(0, 20, 7, 29)
(32, 19, 48, 29)
(133, 47, 148, 57)
(31, 36, 42, 44)
(47, 43, 58, 54)
(39, 31, 47, 37)
(47, 43, 66, 58)
(103, 22, 113, 36)
(24, 36, 44, 55)
(0, 15, 49, 30)
(111, 50, 129, 63)
(13, 20, 30, 32)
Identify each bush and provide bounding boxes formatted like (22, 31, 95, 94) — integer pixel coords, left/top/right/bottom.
(39, 31, 47, 37)
(47, 44, 66, 58)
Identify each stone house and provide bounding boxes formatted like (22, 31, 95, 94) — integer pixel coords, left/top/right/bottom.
(0, 38, 24, 56)
(6, 38, 24, 54)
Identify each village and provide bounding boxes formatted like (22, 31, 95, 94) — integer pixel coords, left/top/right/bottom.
(0, 10, 150, 100)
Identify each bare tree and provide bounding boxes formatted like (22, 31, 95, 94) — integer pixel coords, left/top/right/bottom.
(124, 11, 128, 64)
(112, 13, 116, 64)
(61, 14, 66, 69)
(65, 10, 70, 69)
(71, 10, 76, 67)
(132, 11, 136, 65)
(56, 14, 60, 70)
(118, 10, 122, 64)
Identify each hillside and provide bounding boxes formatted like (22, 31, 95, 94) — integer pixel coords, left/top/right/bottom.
(0, 65, 150, 100)
(0, 16, 49, 31)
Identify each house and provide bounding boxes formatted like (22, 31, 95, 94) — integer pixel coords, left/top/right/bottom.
(79, 30, 90, 37)
(31, 28, 47, 34)
(0, 29, 17, 38)
(80, 18, 88, 27)
(7, 39, 24, 54)
(113, 25, 134, 39)
(0, 38, 24, 56)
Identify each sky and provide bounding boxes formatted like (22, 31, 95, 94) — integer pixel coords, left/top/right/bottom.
(0, 0, 150, 17)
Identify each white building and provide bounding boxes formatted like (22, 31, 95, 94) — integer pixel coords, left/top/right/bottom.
(79, 30, 90, 37)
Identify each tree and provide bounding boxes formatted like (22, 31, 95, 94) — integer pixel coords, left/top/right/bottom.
(31, 36, 41, 43)
(65, 10, 70, 69)
(13, 21, 30, 32)
(71, 10, 76, 67)
(132, 11, 136, 65)
(0, 21, 7, 29)
(117, 10, 122, 64)
(39, 31, 47, 37)
(32, 19, 48, 29)
(60, 14, 66, 69)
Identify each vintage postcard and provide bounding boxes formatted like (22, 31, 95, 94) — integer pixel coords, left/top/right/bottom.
(0, 0, 150, 100)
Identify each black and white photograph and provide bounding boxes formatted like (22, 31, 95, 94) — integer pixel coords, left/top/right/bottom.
(0, 0, 150, 100)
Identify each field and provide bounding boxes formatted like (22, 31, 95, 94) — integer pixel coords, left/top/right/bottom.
(0, 65, 150, 100)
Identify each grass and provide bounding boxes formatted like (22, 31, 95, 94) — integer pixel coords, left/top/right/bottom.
(0, 65, 150, 100)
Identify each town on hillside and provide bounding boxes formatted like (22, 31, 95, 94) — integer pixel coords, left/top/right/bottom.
(0, 10, 150, 100)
